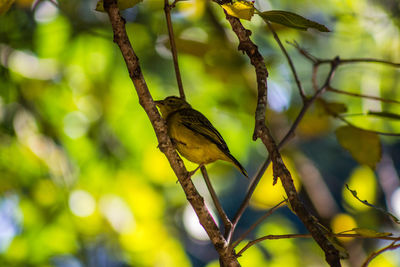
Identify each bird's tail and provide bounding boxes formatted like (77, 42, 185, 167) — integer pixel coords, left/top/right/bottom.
(226, 153, 248, 178)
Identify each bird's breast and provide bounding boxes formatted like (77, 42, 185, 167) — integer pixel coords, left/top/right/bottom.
(167, 116, 225, 164)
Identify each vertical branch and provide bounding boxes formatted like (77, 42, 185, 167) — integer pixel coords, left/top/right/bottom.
(103, 1, 239, 265)
(218, 8, 341, 266)
(221, 12, 269, 244)
(164, 0, 185, 99)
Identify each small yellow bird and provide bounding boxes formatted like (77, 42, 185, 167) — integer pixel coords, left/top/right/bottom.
(155, 96, 248, 178)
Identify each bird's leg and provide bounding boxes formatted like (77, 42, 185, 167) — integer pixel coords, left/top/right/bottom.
(187, 164, 204, 178)
(176, 164, 204, 183)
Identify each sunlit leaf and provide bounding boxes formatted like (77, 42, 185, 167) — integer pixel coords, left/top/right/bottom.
(368, 111, 400, 120)
(335, 126, 381, 168)
(346, 184, 400, 224)
(222, 0, 255, 21)
(352, 228, 392, 237)
(95, 0, 143, 12)
(259, 10, 330, 32)
(0, 0, 15, 15)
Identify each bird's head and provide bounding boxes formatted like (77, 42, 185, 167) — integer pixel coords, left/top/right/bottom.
(155, 96, 191, 118)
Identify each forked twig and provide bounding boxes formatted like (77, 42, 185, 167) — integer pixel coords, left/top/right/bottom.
(362, 241, 400, 267)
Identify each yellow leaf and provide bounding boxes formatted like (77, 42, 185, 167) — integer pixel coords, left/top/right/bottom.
(353, 228, 392, 238)
(0, 0, 15, 15)
(222, 0, 255, 21)
(335, 126, 381, 169)
(95, 0, 143, 12)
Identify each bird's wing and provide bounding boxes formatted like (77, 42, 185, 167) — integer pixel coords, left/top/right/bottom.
(178, 108, 230, 152)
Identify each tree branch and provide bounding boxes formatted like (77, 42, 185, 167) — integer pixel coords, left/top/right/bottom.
(231, 199, 286, 249)
(362, 241, 400, 267)
(103, 1, 239, 265)
(320, 58, 400, 68)
(327, 86, 400, 104)
(218, 9, 341, 267)
(164, 0, 185, 99)
(237, 233, 400, 257)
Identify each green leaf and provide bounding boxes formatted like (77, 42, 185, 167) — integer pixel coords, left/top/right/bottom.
(95, 0, 143, 12)
(222, 0, 255, 21)
(345, 184, 400, 224)
(317, 99, 348, 116)
(0, 0, 15, 15)
(259, 10, 330, 32)
(335, 126, 381, 169)
(352, 228, 392, 238)
(368, 111, 400, 120)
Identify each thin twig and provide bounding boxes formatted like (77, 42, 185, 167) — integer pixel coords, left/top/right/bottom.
(288, 40, 318, 63)
(327, 87, 400, 104)
(267, 22, 306, 101)
(362, 241, 400, 267)
(320, 58, 400, 68)
(201, 166, 232, 234)
(237, 233, 400, 257)
(231, 199, 286, 249)
(290, 41, 400, 69)
(164, 0, 185, 99)
(336, 116, 400, 136)
(236, 233, 312, 256)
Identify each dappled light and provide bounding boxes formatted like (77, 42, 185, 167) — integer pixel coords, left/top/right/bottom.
(1, 0, 400, 266)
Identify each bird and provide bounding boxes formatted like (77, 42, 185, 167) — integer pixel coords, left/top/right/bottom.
(155, 96, 248, 178)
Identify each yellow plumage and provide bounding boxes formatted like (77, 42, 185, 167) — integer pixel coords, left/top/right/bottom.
(155, 96, 248, 178)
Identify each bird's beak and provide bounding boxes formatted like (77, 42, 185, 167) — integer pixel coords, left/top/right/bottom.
(154, 100, 163, 106)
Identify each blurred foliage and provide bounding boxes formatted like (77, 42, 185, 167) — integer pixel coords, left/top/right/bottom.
(0, 0, 400, 266)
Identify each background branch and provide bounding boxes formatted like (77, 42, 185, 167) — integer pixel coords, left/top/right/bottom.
(238, 233, 400, 257)
(361, 241, 400, 267)
(164, 0, 185, 99)
(327, 87, 400, 104)
(231, 199, 286, 249)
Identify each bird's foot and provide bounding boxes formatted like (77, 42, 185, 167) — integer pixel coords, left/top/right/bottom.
(187, 164, 204, 178)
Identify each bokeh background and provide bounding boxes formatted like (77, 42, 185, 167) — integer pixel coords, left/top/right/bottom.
(1, 0, 400, 266)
